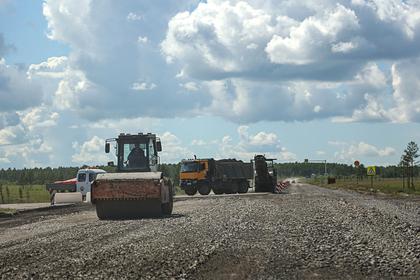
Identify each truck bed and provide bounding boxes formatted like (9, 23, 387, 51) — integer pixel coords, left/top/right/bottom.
(46, 178, 77, 192)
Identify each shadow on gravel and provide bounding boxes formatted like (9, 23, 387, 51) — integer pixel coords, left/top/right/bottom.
(99, 213, 187, 221)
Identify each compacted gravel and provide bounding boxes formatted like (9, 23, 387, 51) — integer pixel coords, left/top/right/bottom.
(0, 183, 419, 279)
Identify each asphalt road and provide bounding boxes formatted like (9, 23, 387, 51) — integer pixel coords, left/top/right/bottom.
(0, 183, 419, 279)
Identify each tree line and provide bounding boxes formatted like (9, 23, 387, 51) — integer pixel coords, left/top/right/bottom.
(0, 161, 418, 187)
(399, 141, 419, 190)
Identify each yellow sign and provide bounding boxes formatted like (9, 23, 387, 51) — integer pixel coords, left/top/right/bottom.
(367, 166, 376, 176)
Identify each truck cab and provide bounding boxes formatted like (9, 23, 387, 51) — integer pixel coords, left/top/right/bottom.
(180, 159, 210, 195)
(76, 169, 106, 197)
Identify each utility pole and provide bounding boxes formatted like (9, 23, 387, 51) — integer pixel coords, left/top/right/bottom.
(304, 159, 328, 184)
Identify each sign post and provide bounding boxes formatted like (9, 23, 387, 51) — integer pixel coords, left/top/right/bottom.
(367, 166, 376, 189)
(354, 160, 360, 184)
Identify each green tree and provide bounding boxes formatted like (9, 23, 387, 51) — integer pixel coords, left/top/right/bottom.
(403, 141, 419, 190)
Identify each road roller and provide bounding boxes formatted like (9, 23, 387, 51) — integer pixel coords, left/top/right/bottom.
(91, 133, 174, 219)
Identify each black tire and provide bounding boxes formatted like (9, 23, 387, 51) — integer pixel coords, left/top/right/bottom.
(184, 186, 197, 196)
(225, 182, 239, 194)
(238, 182, 249, 193)
(198, 184, 211, 195)
(213, 188, 223, 195)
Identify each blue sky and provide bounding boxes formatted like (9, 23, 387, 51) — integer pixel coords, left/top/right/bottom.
(0, 0, 419, 168)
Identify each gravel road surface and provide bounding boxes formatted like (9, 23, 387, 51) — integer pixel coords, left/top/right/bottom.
(0, 183, 419, 279)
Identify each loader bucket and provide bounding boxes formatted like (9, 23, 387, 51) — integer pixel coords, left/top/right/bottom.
(91, 172, 173, 219)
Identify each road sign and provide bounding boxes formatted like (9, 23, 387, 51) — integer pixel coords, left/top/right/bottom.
(367, 166, 376, 176)
(354, 160, 360, 167)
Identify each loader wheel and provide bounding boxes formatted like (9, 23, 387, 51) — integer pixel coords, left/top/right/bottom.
(198, 184, 211, 195)
(184, 186, 197, 196)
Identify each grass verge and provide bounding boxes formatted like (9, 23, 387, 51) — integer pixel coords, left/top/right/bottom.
(0, 184, 50, 204)
(0, 208, 17, 215)
(307, 177, 420, 196)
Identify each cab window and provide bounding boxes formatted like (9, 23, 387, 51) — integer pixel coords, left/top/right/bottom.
(89, 173, 95, 182)
(77, 173, 86, 182)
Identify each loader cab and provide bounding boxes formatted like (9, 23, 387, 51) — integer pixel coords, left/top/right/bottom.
(105, 133, 162, 173)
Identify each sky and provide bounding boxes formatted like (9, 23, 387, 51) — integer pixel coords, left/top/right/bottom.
(0, 0, 419, 169)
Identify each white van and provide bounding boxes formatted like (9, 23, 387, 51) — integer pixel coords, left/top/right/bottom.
(76, 169, 107, 198)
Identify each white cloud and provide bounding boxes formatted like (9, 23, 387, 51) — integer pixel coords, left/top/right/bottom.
(389, 58, 420, 122)
(331, 41, 357, 53)
(181, 82, 199, 91)
(127, 12, 142, 21)
(216, 125, 296, 161)
(266, 4, 360, 65)
(131, 82, 157, 91)
(335, 141, 396, 161)
(72, 136, 111, 164)
(137, 36, 148, 44)
(20, 107, 59, 131)
(191, 139, 206, 146)
(160, 132, 192, 162)
(27, 56, 68, 78)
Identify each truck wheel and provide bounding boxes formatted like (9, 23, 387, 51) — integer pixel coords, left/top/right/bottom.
(225, 182, 239, 194)
(213, 188, 223, 195)
(184, 186, 197, 196)
(198, 185, 211, 195)
(238, 182, 248, 193)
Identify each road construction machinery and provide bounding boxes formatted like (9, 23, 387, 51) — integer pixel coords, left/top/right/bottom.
(180, 158, 253, 195)
(91, 133, 174, 219)
(253, 155, 277, 192)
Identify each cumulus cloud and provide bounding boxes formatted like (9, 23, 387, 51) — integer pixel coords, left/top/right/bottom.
(72, 136, 112, 164)
(266, 4, 360, 65)
(32, 0, 420, 124)
(389, 58, 420, 122)
(0, 59, 43, 112)
(160, 132, 192, 162)
(334, 141, 396, 161)
(161, 0, 420, 123)
(163, 0, 420, 80)
(42, 0, 207, 121)
(217, 126, 296, 161)
(131, 82, 157, 91)
(127, 12, 142, 21)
